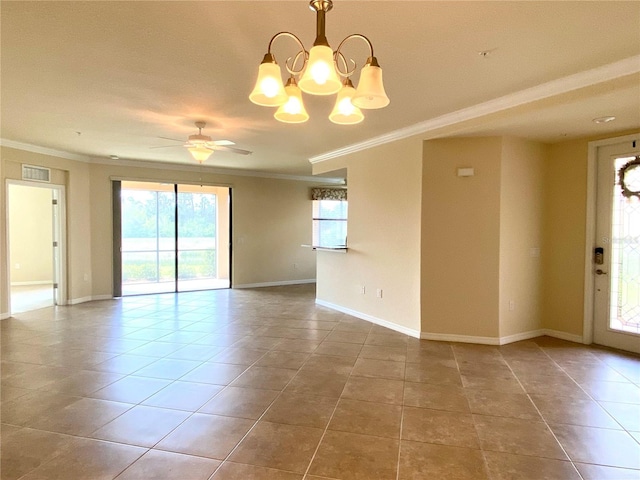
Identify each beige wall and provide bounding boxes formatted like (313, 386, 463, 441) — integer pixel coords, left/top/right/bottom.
(314, 137, 423, 333)
(422, 137, 502, 338)
(499, 138, 546, 337)
(1, 147, 319, 315)
(8, 184, 54, 284)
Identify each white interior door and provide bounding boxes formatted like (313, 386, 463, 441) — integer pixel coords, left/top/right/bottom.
(593, 137, 640, 353)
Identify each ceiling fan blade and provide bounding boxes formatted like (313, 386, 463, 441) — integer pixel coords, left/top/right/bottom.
(216, 145, 253, 155)
(150, 144, 185, 149)
(157, 136, 185, 143)
(212, 140, 235, 146)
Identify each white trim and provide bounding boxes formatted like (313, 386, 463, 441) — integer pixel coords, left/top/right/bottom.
(310, 55, 640, 164)
(68, 296, 93, 305)
(1, 139, 343, 184)
(10, 281, 52, 286)
(584, 133, 640, 346)
(421, 332, 501, 345)
(314, 299, 421, 339)
(542, 329, 584, 344)
(234, 279, 316, 289)
(499, 329, 547, 345)
(0, 139, 93, 162)
(1, 312, 10, 320)
(91, 295, 114, 301)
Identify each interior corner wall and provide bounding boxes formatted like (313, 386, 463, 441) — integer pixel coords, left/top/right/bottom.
(421, 137, 502, 339)
(1, 147, 93, 310)
(498, 137, 546, 338)
(89, 163, 317, 297)
(315, 137, 423, 335)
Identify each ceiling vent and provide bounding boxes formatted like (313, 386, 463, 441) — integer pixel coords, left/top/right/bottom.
(22, 164, 51, 183)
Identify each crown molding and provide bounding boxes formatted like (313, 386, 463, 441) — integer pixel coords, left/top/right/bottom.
(0, 139, 94, 162)
(309, 54, 640, 164)
(1, 139, 342, 184)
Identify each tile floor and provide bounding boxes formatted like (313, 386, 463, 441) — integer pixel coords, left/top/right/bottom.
(1, 284, 639, 480)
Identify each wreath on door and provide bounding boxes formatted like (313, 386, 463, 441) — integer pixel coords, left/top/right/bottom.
(619, 156, 640, 199)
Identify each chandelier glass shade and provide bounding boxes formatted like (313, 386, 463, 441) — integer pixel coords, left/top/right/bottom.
(187, 145, 214, 163)
(249, 0, 389, 124)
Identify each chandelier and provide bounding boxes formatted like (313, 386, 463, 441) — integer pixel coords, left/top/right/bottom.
(249, 0, 389, 125)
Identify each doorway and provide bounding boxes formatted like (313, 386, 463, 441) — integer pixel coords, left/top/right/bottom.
(592, 136, 640, 354)
(7, 181, 66, 314)
(114, 181, 231, 296)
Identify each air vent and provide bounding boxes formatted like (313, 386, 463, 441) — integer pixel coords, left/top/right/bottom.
(22, 164, 51, 183)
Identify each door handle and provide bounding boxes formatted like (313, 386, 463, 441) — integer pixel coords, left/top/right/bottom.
(595, 269, 608, 275)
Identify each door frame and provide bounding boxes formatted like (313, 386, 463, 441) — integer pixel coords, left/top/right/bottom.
(5, 179, 68, 313)
(584, 132, 640, 345)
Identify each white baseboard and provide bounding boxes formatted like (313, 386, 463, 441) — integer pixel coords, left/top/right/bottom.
(234, 279, 316, 289)
(1, 312, 10, 320)
(542, 328, 583, 344)
(68, 296, 93, 305)
(315, 299, 421, 339)
(11, 281, 53, 286)
(499, 329, 547, 345)
(421, 332, 502, 345)
(92, 295, 114, 301)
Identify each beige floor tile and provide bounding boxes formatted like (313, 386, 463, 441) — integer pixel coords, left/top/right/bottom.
(398, 440, 488, 479)
(230, 366, 298, 390)
(531, 394, 620, 429)
(551, 423, 640, 469)
(285, 370, 350, 398)
(116, 449, 220, 480)
(474, 415, 568, 460)
(365, 332, 409, 348)
(341, 376, 405, 404)
(404, 382, 469, 412)
(126, 341, 184, 358)
(90, 354, 158, 375)
(1, 385, 32, 403)
(142, 380, 223, 411)
(599, 400, 640, 431)
(254, 350, 310, 369)
(323, 330, 368, 344)
(229, 421, 323, 473)
(402, 406, 479, 448)
(179, 362, 247, 385)
(19, 437, 146, 480)
(131, 358, 201, 380)
(301, 354, 356, 375)
(461, 373, 524, 393)
(352, 357, 405, 380)
(91, 404, 190, 447)
(212, 462, 302, 479)
(575, 463, 640, 480)
(1, 390, 81, 426)
(405, 362, 461, 386)
(156, 413, 254, 459)
(2, 364, 75, 390)
(166, 344, 227, 361)
(329, 398, 402, 438)
(580, 380, 640, 404)
(0, 428, 82, 480)
(309, 430, 400, 480)
(517, 373, 589, 399)
(199, 386, 279, 419)
(271, 339, 321, 353)
(89, 375, 171, 404)
(465, 389, 540, 420)
(263, 392, 337, 428)
(359, 344, 407, 362)
(314, 341, 363, 357)
(27, 397, 132, 436)
(483, 451, 581, 480)
(210, 347, 269, 365)
(40, 370, 124, 396)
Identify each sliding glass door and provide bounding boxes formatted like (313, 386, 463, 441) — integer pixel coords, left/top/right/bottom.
(118, 181, 230, 296)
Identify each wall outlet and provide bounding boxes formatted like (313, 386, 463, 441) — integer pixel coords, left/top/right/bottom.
(376, 288, 383, 298)
(15, 263, 20, 269)
(360, 286, 366, 294)
(84, 273, 89, 282)
(509, 300, 515, 311)
(293, 263, 298, 270)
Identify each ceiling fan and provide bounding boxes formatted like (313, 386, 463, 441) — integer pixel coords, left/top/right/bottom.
(152, 121, 252, 163)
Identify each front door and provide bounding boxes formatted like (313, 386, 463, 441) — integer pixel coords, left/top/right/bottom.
(593, 136, 640, 353)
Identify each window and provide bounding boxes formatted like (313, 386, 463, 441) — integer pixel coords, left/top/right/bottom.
(313, 199, 347, 247)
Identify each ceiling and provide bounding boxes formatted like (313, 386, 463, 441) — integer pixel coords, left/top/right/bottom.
(2, 1, 639, 177)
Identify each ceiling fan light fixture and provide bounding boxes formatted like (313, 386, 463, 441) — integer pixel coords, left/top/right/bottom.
(352, 57, 389, 109)
(275, 77, 309, 123)
(249, 0, 389, 124)
(329, 78, 364, 125)
(188, 145, 214, 163)
(249, 54, 288, 107)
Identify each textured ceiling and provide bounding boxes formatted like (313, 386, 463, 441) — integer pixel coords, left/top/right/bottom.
(1, 1, 639, 176)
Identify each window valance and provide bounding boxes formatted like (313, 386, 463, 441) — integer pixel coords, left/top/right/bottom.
(311, 187, 347, 201)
